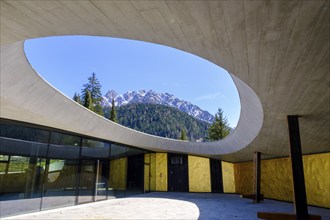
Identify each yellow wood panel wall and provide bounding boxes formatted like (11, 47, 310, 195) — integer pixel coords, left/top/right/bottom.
(188, 155, 211, 192)
(234, 153, 330, 208)
(222, 161, 236, 193)
(155, 153, 167, 191)
(109, 157, 127, 190)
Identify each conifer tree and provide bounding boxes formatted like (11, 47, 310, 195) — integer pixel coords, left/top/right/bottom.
(73, 92, 82, 104)
(81, 72, 103, 115)
(94, 104, 104, 116)
(180, 128, 188, 141)
(83, 90, 94, 111)
(207, 108, 230, 140)
(109, 98, 117, 123)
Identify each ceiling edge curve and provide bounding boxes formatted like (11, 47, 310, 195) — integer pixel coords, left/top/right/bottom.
(0, 41, 263, 156)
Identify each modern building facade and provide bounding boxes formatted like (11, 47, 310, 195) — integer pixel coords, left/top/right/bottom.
(1, 0, 329, 218)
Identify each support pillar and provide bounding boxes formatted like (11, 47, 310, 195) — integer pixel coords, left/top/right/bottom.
(254, 151, 261, 203)
(287, 115, 308, 220)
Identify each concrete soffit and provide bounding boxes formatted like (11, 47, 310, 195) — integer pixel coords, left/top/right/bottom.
(0, 41, 263, 156)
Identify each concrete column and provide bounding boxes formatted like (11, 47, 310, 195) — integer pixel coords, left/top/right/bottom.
(287, 115, 308, 220)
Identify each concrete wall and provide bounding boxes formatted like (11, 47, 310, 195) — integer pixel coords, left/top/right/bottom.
(109, 157, 127, 190)
(222, 161, 236, 193)
(188, 156, 211, 192)
(234, 153, 330, 208)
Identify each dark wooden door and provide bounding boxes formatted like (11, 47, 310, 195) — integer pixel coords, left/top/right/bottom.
(210, 159, 223, 193)
(126, 154, 144, 191)
(168, 153, 188, 192)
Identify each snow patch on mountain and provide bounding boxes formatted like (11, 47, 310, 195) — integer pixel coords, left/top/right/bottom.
(103, 89, 215, 123)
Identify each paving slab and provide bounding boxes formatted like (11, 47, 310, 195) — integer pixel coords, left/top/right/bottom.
(3, 192, 330, 220)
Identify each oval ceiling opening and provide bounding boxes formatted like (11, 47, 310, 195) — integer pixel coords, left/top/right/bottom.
(24, 36, 241, 142)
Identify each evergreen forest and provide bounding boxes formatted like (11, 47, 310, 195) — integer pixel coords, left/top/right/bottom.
(104, 103, 210, 141)
(74, 72, 231, 142)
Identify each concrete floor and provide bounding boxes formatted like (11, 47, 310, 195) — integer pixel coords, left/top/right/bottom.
(3, 192, 330, 220)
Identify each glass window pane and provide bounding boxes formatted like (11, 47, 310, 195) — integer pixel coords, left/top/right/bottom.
(50, 132, 80, 146)
(77, 160, 96, 204)
(0, 123, 49, 144)
(0, 162, 8, 173)
(95, 160, 109, 201)
(0, 155, 9, 161)
(126, 147, 146, 157)
(109, 144, 127, 198)
(0, 156, 44, 217)
(48, 132, 80, 160)
(81, 138, 110, 159)
(110, 144, 127, 159)
(0, 137, 49, 158)
(42, 159, 78, 210)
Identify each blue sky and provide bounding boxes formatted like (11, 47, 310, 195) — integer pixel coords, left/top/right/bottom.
(24, 36, 240, 127)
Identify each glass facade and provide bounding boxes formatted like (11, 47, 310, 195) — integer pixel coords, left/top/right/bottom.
(0, 119, 148, 217)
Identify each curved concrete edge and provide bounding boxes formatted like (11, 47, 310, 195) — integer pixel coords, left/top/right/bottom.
(0, 41, 263, 156)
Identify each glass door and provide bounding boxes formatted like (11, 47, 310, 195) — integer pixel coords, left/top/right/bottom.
(95, 160, 109, 201)
(77, 159, 96, 204)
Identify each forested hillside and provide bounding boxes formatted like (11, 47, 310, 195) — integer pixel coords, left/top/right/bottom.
(104, 103, 209, 141)
(74, 73, 230, 142)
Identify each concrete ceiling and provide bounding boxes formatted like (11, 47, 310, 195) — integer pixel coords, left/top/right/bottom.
(0, 0, 329, 162)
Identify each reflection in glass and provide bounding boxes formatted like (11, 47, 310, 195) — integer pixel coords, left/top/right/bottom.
(0, 154, 45, 217)
(41, 159, 78, 210)
(80, 138, 111, 202)
(81, 138, 110, 159)
(50, 132, 80, 146)
(110, 144, 127, 158)
(95, 160, 109, 201)
(0, 123, 49, 144)
(48, 132, 80, 160)
(78, 160, 96, 204)
(0, 120, 148, 217)
(109, 145, 146, 197)
(0, 138, 49, 158)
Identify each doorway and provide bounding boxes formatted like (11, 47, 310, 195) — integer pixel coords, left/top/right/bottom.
(77, 159, 110, 203)
(168, 153, 188, 192)
(210, 159, 224, 193)
(126, 154, 144, 194)
(77, 159, 96, 204)
(95, 160, 109, 201)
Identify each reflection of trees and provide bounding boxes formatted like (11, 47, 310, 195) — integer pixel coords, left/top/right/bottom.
(11, 156, 29, 172)
(23, 158, 45, 198)
(50, 132, 80, 146)
(82, 138, 107, 148)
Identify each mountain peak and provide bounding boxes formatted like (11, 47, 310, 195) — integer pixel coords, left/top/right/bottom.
(103, 89, 215, 123)
(105, 90, 117, 100)
(139, 89, 147, 96)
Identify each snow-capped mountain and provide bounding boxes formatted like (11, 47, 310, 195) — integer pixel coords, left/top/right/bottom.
(102, 89, 215, 123)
